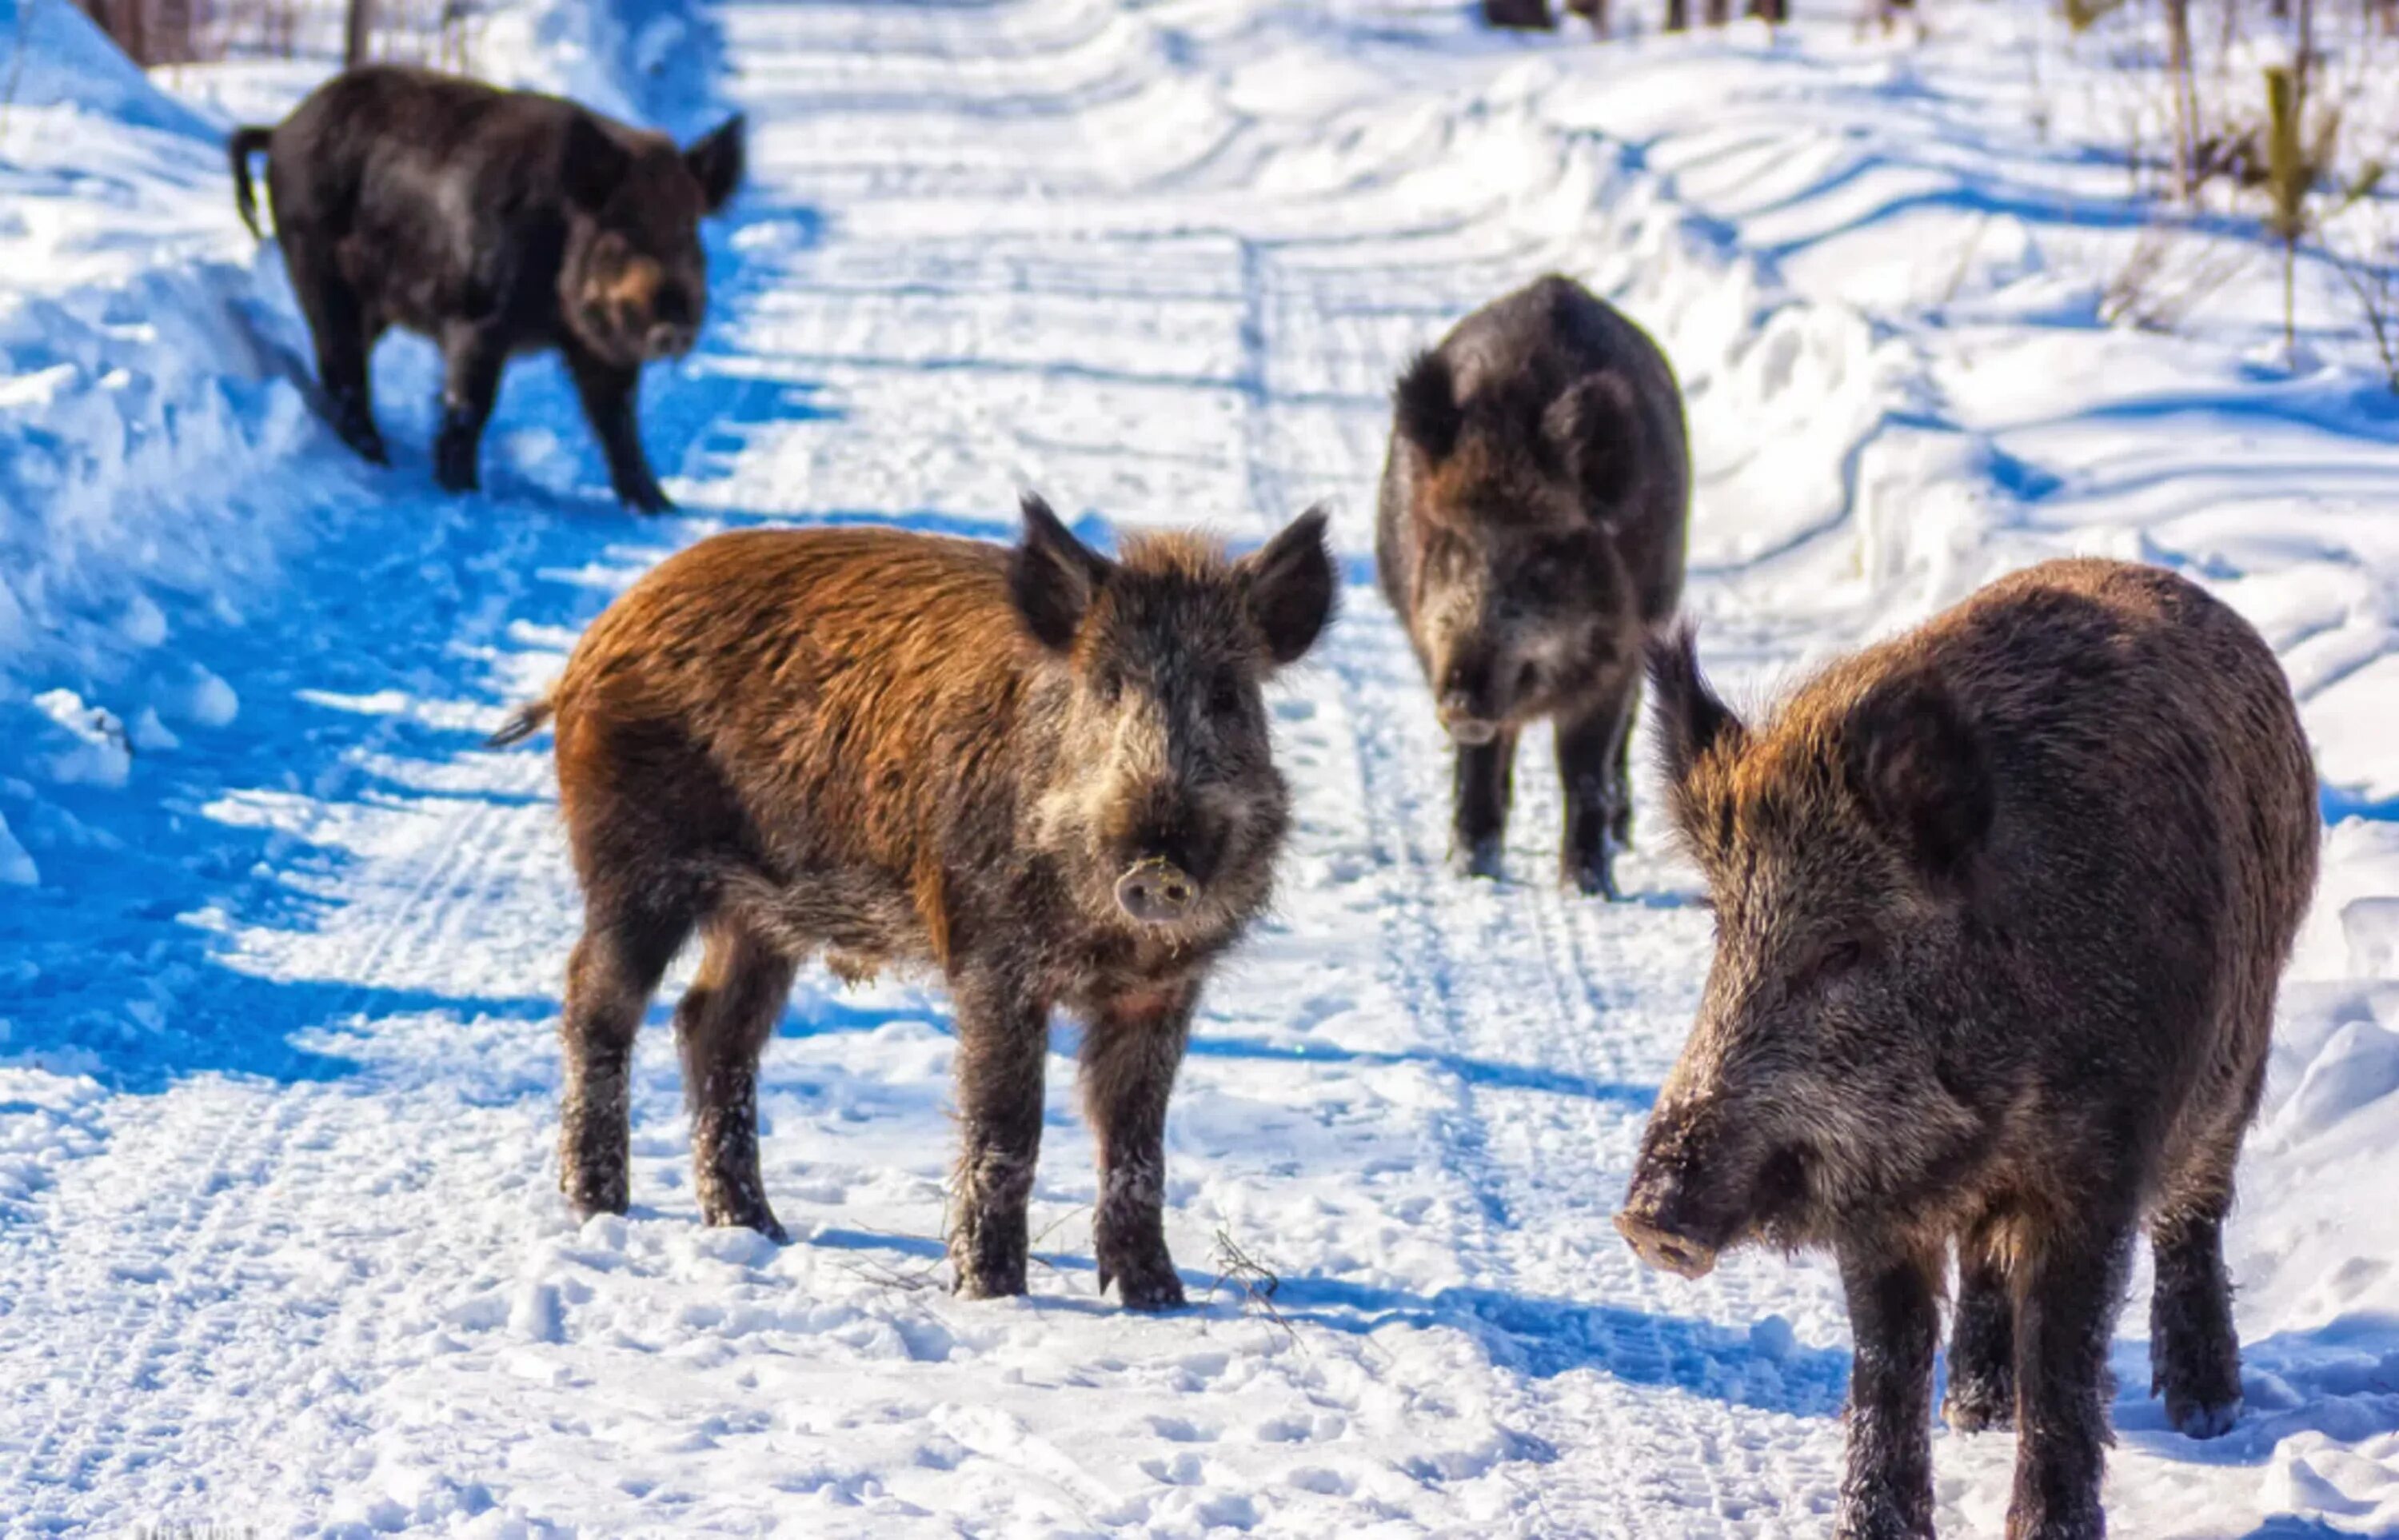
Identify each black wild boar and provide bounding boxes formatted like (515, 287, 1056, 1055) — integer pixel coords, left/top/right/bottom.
(1616, 558, 2318, 1538)
(1375, 274, 1689, 897)
(492, 496, 1335, 1307)
(230, 66, 744, 512)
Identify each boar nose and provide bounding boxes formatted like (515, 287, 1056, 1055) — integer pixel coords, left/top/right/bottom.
(645, 323, 696, 359)
(1614, 1207, 1721, 1281)
(1115, 858, 1198, 925)
(1439, 692, 1499, 747)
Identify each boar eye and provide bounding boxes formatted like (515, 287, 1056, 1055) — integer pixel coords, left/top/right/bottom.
(1208, 672, 1246, 717)
(1090, 664, 1125, 704)
(1816, 936, 1870, 979)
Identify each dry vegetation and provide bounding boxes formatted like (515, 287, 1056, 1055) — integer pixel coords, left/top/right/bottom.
(2026, 0, 2399, 376)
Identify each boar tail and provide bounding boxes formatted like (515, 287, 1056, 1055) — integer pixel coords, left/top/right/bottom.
(229, 126, 273, 240)
(485, 698, 557, 749)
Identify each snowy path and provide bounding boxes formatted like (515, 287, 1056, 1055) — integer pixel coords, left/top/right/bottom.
(5, 1, 2397, 1534)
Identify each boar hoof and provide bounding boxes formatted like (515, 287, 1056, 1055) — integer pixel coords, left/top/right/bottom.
(561, 1179, 629, 1223)
(1099, 1254, 1187, 1312)
(952, 1259, 1029, 1301)
(1454, 836, 1505, 882)
(331, 407, 386, 466)
(617, 475, 675, 515)
(1942, 1374, 2014, 1434)
(1566, 856, 1621, 900)
(2165, 1389, 2241, 1440)
(703, 1203, 791, 1245)
(433, 424, 481, 493)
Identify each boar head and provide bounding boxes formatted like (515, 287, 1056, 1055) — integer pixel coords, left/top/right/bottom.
(1393, 350, 1649, 744)
(560, 113, 745, 369)
(1615, 625, 1998, 1279)
(1011, 493, 1335, 942)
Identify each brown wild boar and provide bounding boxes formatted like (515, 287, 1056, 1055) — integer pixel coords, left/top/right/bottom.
(1376, 274, 1689, 898)
(1615, 559, 2317, 1538)
(493, 497, 1335, 1307)
(230, 66, 744, 511)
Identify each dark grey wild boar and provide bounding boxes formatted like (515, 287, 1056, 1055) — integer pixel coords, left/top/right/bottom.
(1616, 558, 2318, 1539)
(230, 66, 744, 511)
(493, 496, 1335, 1308)
(1375, 274, 1689, 898)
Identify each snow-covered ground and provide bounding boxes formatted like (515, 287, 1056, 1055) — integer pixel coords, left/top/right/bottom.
(2, 0, 2396, 1533)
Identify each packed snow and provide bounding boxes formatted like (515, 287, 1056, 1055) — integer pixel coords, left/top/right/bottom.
(2, 0, 2396, 1534)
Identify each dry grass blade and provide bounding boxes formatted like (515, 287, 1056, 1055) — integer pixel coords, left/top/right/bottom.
(1207, 1228, 1307, 1354)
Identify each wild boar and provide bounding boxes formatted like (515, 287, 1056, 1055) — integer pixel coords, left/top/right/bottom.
(492, 496, 1335, 1307)
(1616, 558, 2318, 1538)
(230, 66, 744, 511)
(1483, 0, 1557, 27)
(1375, 274, 1689, 898)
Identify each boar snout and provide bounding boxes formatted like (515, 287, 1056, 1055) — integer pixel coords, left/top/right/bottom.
(1115, 858, 1199, 925)
(1439, 694, 1500, 746)
(1615, 1146, 1738, 1280)
(1436, 652, 1503, 744)
(1614, 1205, 1720, 1281)
(1616, 1094, 1806, 1279)
(645, 321, 697, 360)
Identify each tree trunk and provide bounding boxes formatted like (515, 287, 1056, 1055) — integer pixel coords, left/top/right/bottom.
(2163, 0, 2197, 200)
(345, 0, 375, 68)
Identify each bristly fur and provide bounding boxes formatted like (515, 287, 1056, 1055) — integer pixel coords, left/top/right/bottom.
(534, 497, 1334, 1311)
(1621, 557, 2319, 1539)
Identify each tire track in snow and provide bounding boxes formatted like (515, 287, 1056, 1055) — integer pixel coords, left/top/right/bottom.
(0, 502, 565, 1525)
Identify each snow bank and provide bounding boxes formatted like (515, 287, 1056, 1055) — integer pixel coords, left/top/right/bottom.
(0, 2, 321, 848)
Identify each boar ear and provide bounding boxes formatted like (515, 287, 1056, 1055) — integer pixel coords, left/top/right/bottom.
(1239, 503, 1338, 667)
(1843, 669, 1993, 887)
(684, 114, 746, 213)
(561, 114, 634, 211)
(1646, 621, 1743, 788)
(1010, 491, 1110, 652)
(1394, 350, 1462, 465)
(1544, 370, 1643, 510)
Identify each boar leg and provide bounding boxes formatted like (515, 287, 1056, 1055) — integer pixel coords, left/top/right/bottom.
(1944, 1223, 2017, 1432)
(558, 904, 689, 1219)
(1082, 983, 1196, 1311)
(433, 321, 508, 494)
(2008, 1213, 2135, 1540)
(674, 922, 797, 1242)
(1451, 728, 1519, 880)
(1557, 693, 1634, 898)
(284, 229, 385, 465)
(565, 343, 672, 513)
(2149, 1146, 2244, 1438)
(948, 971, 1048, 1299)
(1834, 1239, 1941, 1540)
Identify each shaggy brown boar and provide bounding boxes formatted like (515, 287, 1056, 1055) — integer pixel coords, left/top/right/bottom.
(230, 66, 744, 511)
(1615, 558, 2317, 1538)
(495, 496, 1334, 1308)
(1375, 274, 1689, 898)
